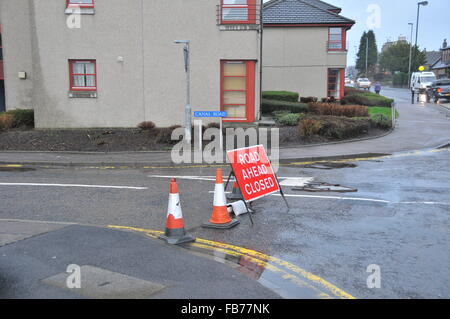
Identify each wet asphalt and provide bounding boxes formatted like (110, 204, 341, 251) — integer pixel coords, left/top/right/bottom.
(0, 145, 449, 299)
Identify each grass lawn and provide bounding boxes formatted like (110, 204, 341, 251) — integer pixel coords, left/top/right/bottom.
(369, 107, 399, 119)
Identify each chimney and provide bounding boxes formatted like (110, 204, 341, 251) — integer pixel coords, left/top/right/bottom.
(443, 39, 448, 49)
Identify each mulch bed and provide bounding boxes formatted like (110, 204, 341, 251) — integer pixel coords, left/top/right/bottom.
(0, 127, 389, 152)
(0, 129, 173, 152)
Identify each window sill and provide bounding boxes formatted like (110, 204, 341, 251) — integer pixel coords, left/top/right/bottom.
(65, 7, 95, 15)
(327, 50, 348, 53)
(69, 91, 97, 98)
(218, 24, 260, 31)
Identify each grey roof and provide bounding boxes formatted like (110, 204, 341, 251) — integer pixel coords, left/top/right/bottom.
(425, 51, 441, 66)
(263, 0, 355, 25)
(301, 0, 341, 12)
(432, 60, 450, 70)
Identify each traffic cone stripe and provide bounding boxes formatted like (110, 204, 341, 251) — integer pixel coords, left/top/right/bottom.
(166, 214, 184, 229)
(209, 206, 232, 224)
(213, 182, 227, 207)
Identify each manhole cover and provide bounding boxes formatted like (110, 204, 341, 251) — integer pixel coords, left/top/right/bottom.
(293, 182, 357, 193)
(303, 162, 357, 170)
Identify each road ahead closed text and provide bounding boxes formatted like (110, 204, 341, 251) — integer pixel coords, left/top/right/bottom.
(227, 145, 280, 201)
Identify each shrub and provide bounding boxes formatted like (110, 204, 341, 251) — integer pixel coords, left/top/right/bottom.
(275, 113, 305, 126)
(0, 113, 14, 130)
(392, 72, 408, 87)
(262, 91, 299, 102)
(6, 109, 34, 128)
(299, 115, 370, 139)
(317, 116, 370, 139)
(308, 103, 369, 117)
(300, 97, 318, 103)
(138, 121, 156, 130)
(261, 99, 308, 114)
(342, 88, 394, 107)
(298, 118, 323, 137)
(370, 114, 392, 129)
(155, 125, 182, 144)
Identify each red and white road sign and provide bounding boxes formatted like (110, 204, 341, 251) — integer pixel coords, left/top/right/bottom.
(227, 145, 280, 202)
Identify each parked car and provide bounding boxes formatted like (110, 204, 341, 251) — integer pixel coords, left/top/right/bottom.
(356, 78, 371, 90)
(345, 78, 354, 86)
(410, 72, 437, 93)
(429, 79, 450, 103)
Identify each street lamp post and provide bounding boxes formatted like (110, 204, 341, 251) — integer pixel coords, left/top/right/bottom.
(408, 23, 414, 88)
(413, 1, 429, 72)
(174, 40, 192, 144)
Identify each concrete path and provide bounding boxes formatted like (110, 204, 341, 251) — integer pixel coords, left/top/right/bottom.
(0, 88, 449, 166)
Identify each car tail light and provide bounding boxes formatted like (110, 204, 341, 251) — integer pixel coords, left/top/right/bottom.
(437, 88, 443, 93)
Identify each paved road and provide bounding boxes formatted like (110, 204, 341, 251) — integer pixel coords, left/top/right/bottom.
(1, 146, 449, 298)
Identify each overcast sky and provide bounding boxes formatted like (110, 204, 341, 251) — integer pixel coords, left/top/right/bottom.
(263, 0, 449, 66)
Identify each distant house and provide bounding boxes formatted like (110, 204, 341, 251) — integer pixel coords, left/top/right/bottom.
(262, 0, 355, 100)
(424, 51, 441, 71)
(432, 39, 450, 79)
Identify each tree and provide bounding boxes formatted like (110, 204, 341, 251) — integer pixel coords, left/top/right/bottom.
(356, 30, 378, 77)
(379, 42, 426, 74)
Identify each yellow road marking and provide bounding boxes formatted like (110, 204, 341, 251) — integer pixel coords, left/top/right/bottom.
(2, 146, 447, 171)
(107, 225, 356, 299)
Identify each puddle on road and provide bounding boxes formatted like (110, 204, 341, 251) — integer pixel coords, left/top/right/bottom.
(178, 240, 343, 299)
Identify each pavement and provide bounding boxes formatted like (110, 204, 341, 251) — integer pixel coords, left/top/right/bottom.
(1, 87, 449, 299)
(0, 88, 449, 167)
(0, 220, 281, 299)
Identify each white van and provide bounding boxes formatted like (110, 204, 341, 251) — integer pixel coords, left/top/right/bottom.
(410, 72, 437, 93)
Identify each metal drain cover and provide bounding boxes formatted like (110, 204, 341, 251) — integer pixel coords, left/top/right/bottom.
(293, 182, 357, 193)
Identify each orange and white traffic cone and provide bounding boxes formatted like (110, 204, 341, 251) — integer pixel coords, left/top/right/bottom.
(160, 178, 195, 245)
(202, 169, 240, 229)
(227, 182, 243, 201)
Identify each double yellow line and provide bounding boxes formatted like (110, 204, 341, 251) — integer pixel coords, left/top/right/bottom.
(108, 225, 356, 299)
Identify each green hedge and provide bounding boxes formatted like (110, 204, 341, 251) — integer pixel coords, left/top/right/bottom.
(262, 91, 299, 102)
(261, 99, 308, 114)
(342, 89, 393, 107)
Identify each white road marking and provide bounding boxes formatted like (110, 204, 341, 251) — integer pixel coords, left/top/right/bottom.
(271, 193, 390, 203)
(397, 201, 450, 205)
(0, 183, 148, 190)
(148, 175, 217, 181)
(153, 176, 450, 206)
(279, 177, 314, 187)
(148, 175, 314, 186)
